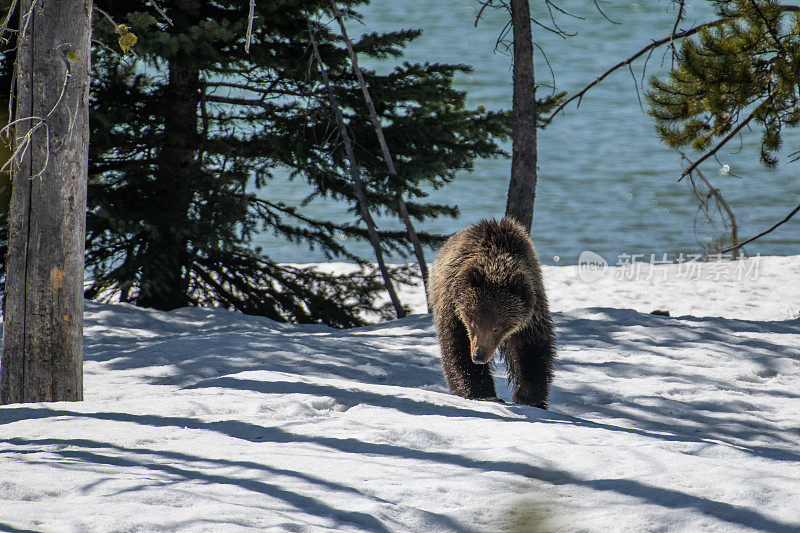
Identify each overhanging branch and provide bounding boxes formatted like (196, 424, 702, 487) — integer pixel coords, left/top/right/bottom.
(548, 4, 800, 121)
(677, 101, 766, 182)
(548, 18, 726, 120)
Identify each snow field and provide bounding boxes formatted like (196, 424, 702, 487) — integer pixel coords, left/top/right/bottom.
(1, 255, 799, 532)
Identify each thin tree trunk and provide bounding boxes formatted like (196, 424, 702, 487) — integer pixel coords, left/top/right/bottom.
(505, 0, 538, 233)
(307, 19, 406, 319)
(328, 0, 430, 306)
(1, 0, 92, 404)
(137, 1, 200, 310)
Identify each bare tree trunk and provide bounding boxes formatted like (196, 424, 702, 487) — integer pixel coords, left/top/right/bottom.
(328, 0, 430, 306)
(307, 19, 406, 319)
(505, 0, 538, 233)
(1, 0, 92, 404)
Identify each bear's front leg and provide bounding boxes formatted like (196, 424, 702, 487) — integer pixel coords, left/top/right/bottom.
(437, 311, 498, 400)
(502, 323, 555, 409)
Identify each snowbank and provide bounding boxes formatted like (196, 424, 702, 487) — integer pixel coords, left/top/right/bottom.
(1, 256, 799, 531)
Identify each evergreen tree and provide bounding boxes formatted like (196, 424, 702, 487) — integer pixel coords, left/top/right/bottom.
(85, 1, 510, 326)
(647, 0, 800, 172)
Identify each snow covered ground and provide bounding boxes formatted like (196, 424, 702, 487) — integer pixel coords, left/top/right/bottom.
(1, 255, 800, 532)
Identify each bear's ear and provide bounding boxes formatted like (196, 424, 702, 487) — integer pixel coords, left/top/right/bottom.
(466, 266, 486, 288)
(509, 270, 532, 302)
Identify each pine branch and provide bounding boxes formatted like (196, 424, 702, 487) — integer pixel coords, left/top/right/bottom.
(677, 101, 766, 182)
(204, 79, 280, 93)
(204, 94, 272, 108)
(748, 0, 786, 55)
(548, 18, 727, 120)
(549, 4, 800, 121)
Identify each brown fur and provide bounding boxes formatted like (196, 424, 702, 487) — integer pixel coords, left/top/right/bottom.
(428, 217, 555, 408)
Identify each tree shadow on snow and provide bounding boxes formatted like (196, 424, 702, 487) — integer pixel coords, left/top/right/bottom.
(86, 304, 800, 462)
(0, 523, 43, 533)
(0, 434, 464, 532)
(551, 307, 800, 464)
(81, 304, 800, 464)
(185, 376, 521, 423)
(83, 304, 445, 393)
(1, 409, 798, 532)
(45, 302, 800, 531)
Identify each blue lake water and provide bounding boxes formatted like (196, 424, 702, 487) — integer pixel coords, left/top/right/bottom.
(258, 0, 800, 265)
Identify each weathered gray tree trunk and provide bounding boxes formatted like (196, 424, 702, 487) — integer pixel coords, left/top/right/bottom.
(505, 0, 538, 233)
(1, 0, 93, 404)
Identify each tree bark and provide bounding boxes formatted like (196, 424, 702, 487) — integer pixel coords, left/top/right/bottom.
(505, 0, 538, 233)
(136, 1, 200, 310)
(1, 0, 92, 404)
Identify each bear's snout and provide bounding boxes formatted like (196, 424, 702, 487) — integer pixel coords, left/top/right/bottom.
(466, 322, 500, 365)
(471, 345, 494, 365)
(469, 331, 498, 364)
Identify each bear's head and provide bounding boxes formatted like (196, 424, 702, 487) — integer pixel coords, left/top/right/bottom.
(456, 263, 535, 365)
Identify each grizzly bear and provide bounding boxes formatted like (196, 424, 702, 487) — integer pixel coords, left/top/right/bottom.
(428, 217, 555, 408)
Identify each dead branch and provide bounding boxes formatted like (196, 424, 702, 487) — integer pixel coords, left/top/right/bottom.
(593, 0, 620, 24)
(147, 0, 173, 26)
(0, 0, 17, 45)
(93, 6, 118, 31)
(1, 50, 72, 178)
(475, 0, 493, 28)
(548, 18, 726, 120)
(717, 201, 800, 254)
(676, 149, 740, 258)
(669, 0, 686, 59)
(306, 17, 406, 319)
(245, 0, 255, 53)
(329, 0, 430, 302)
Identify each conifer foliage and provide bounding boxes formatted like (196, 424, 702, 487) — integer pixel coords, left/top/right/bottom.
(85, 1, 510, 326)
(647, 0, 800, 171)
